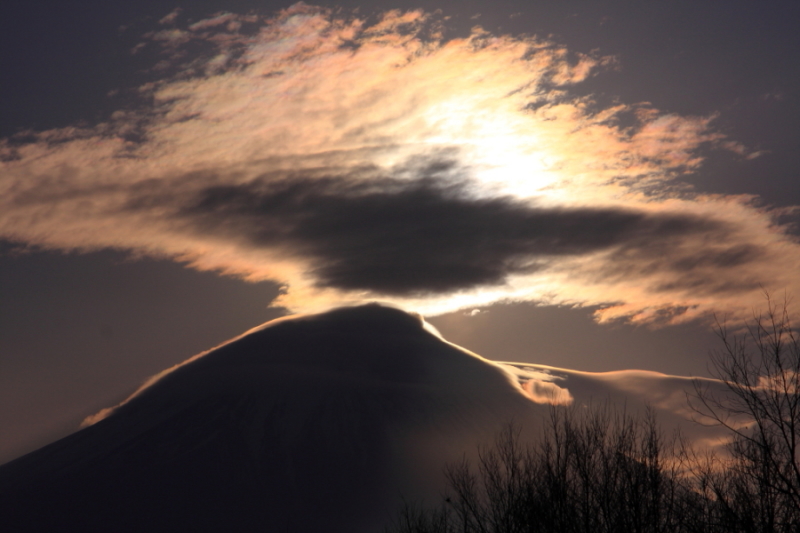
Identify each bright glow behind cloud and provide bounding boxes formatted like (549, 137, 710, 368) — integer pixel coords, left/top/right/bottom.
(1, 4, 798, 323)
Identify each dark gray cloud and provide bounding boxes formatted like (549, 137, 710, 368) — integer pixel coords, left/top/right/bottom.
(120, 164, 736, 296)
(595, 230, 768, 297)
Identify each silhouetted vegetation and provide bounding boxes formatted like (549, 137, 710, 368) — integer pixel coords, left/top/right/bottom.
(688, 295, 800, 532)
(389, 297, 800, 533)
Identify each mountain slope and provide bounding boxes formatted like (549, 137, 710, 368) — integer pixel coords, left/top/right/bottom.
(0, 304, 541, 532)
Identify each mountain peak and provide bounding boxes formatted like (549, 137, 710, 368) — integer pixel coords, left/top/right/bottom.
(0, 304, 534, 532)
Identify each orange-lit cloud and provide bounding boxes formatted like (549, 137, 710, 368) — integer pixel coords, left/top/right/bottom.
(1, 4, 798, 323)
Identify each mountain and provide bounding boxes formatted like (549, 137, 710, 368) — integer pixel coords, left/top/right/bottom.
(0, 305, 543, 532)
(0, 304, 729, 532)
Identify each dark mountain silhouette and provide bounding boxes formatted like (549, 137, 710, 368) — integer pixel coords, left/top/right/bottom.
(0, 304, 539, 532)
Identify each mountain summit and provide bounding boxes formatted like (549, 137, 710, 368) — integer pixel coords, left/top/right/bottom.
(0, 304, 539, 532)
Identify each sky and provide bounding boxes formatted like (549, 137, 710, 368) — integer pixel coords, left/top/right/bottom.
(1, 0, 799, 463)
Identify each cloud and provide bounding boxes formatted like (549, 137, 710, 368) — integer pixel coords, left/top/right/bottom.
(517, 368, 574, 405)
(158, 8, 182, 26)
(173, 172, 738, 295)
(1, 3, 798, 323)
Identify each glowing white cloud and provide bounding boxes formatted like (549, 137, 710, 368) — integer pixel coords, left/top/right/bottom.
(1, 4, 798, 323)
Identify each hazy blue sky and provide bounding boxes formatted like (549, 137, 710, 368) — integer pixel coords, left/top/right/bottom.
(2, 0, 798, 463)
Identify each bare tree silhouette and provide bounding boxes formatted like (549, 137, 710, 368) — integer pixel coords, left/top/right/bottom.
(388, 405, 687, 533)
(389, 295, 800, 533)
(689, 294, 800, 532)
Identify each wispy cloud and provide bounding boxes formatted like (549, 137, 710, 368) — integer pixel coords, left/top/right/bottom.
(1, 4, 797, 323)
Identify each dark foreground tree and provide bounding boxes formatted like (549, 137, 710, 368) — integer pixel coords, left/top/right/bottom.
(389, 295, 800, 533)
(689, 295, 800, 532)
(388, 404, 689, 533)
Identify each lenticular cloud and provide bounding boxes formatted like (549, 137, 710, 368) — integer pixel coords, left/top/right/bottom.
(1, 3, 798, 323)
